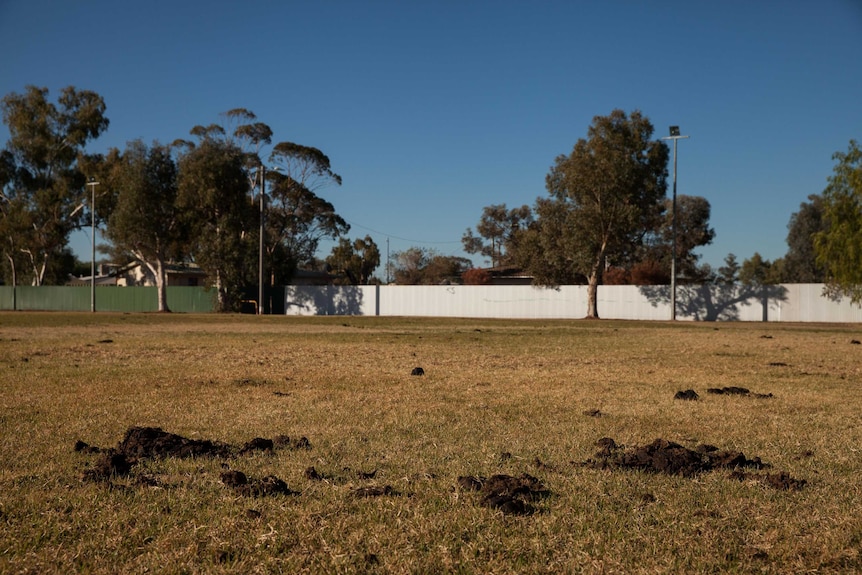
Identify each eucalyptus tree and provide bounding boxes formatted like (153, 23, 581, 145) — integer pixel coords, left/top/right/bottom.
(524, 110, 669, 317)
(326, 235, 381, 284)
(262, 142, 347, 284)
(814, 140, 862, 304)
(103, 140, 184, 312)
(0, 85, 109, 285)
(176, 136, 252, 311)
(390, 247, 471, 285)
(651, 194, 715, 282)
(462, 203, 533, 268)
(783, 194, 827, 283)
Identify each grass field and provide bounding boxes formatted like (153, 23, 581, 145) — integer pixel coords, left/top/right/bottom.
(1, 313, 861, 574)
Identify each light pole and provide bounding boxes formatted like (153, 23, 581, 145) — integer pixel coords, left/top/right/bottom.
(661, 126, 689, 321)
(258, 166, 265, 315)
(87, 177, 100, 313)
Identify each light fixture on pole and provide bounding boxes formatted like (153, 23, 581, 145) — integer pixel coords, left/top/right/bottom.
(661, 126, 689, 321)
(87, 177, 100, 313)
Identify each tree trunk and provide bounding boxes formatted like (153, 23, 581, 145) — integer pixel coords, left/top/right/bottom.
(585, 248, 605, 319)
(586, 271, 600, 319)
(7, 254, 17, 311)
(154, 260, 170, 313)
(141, 255, 171, 313)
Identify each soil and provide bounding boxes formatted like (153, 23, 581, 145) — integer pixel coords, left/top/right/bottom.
(220, 470, 297, 497)
(457, 473, 549, 515)
(585, 437, 766, 477)
(584, 437, 805, 489)
(305, 466, 378, 483)
(77, 426, 310, 487)
(75, 425, 806, 521)
(351, 485, 398, 498)
(707, 386, 774, 398)
(118, 426, 232, 459)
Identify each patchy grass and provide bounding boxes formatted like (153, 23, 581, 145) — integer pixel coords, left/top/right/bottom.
(1, 313, 861, 574)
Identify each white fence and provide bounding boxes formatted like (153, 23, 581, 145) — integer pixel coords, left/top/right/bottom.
(284, 283, 862, 322)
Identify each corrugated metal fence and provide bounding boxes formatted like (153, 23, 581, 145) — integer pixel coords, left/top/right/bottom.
(2, 283, 859, 321)
(284, 284, 862, 322)
(0, 286, 217, 313)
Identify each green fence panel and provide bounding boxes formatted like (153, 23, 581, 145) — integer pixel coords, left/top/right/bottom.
(166, 287, 217, 313)
(16, 286, 90, 311)
(0, 286, 14, 310)
(0, 286, 217, 312)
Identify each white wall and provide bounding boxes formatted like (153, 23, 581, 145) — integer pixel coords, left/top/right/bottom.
(284, 284, 862, 322)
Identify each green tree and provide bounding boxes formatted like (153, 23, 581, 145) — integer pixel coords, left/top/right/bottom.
(103, 140, 185, 312)
(462, 203, 533, 268)
(264, 143, 347, 284)
(656, 194, 715, 282)
(524, 110, 669, 317)
(176, 137, 252, 311)
(391, 247, 471, 285)
(326, 235, 380, 285)
(740, 252, 781, 286)
(716, 253, 740, 284)
(0, 85, 109, 285)
(174, 109, 346, 299)
(783, 194, 827, 283)
(814, 140, 862, 304)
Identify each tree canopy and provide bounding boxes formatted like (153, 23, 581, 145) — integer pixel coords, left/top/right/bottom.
(781, 194, 827, 283)
(176, 137, 252, 311)
(814, 140, 862, 304)
(518, 109, 669, 317)
(462, 203, 533, 268)
(325, 235, 381, 285)
(0, 85, 109, 285)
(390, 247, 471, 285)
(104, 140, 184, 311)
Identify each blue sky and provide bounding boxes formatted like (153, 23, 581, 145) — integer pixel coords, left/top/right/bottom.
(2, 0, 861, 272)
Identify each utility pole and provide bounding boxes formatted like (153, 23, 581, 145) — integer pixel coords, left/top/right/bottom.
(661, 126, 689, 321)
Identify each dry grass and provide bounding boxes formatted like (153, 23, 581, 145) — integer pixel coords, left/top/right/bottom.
(1, 312, 861, 574)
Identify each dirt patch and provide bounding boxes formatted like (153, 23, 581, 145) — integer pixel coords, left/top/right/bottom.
(118, 426, 232, 459)
(583, 437, 804, 489)
(584, 437, 767, 478)
(707, 387, 773, 398)
(707, 386, 750, 395)
(77, 427, 309, 483)
(729, 470, 807, 491)
(457, 473, 549, 515)
(351, 485, 399, 498)
(220, 469, 298, 497)
(274, 435, 312, 450)
(305, 466, 378, 483)
(81, 452, 133, 482)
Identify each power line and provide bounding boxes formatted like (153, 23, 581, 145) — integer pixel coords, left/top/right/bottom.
(341, 217, 462, 246)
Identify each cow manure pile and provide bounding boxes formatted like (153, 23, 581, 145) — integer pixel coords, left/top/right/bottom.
(75, 426, 805, 520)
(76, 426, 310, 489)
(583, 437, 805, 490)
(674, 386, 774, 400)
(220, 470, 298, 497)
(457, 473, 550, 515)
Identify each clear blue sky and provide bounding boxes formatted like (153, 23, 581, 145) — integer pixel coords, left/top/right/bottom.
(2, 0, 860, 271)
